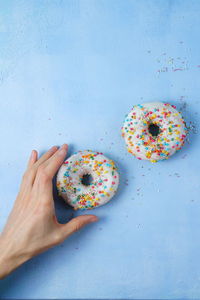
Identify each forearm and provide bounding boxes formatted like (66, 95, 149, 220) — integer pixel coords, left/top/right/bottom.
(0, 235, 28, 279)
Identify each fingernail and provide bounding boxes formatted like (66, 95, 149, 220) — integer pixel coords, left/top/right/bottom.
(50, 146, 58, 151)
(30, 150, 35, 158)
(61, 144, 68, 149)
(90, 216, 98, 223)
(58, 147, 67, 156)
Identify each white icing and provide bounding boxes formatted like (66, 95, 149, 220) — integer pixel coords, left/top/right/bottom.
(122, 102, 187, 162)
(57, 150, 119, 209)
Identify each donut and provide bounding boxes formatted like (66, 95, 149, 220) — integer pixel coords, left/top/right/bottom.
(122, 102, 187, 162)
(57, 150, 119, 210)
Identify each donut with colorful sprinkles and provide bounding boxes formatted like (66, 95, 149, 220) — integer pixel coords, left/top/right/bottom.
(122, 102, 187, 162)
(57, 150, 119, 210)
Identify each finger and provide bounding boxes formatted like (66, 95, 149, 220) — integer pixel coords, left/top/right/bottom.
(34, 146, 58, 169)
(23, 147, 58, 188)
(59, 215, 98, 240)
(42, 144, 68, 179)
(27, 150, 38, 168)
(21, 150, 38, 188)
(33, 144, 68, 193)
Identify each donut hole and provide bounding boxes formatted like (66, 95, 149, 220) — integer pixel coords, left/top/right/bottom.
(81, 174, 93, 186)
(148, 123, 160, 137)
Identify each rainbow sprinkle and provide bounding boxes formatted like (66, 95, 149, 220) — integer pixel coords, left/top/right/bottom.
(57, 150, 119, 210)
(122, 102, 187, 162)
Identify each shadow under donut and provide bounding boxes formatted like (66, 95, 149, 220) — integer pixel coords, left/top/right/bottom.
(53, 175, 74, 224)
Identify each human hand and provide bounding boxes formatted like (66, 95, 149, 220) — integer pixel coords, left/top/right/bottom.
(0, 145, 98, 279)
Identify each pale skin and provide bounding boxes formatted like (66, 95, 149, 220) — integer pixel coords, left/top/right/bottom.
(0, 144, 98, 279)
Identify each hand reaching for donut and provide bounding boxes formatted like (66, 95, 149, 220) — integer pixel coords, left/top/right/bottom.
(0, 144, 98, 279)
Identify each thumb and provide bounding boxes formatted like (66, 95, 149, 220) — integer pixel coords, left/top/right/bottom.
(60, 215, 98, 239)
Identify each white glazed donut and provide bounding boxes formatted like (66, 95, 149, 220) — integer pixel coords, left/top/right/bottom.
(122, 102, 187, 162)
(57, 150, 119, 210)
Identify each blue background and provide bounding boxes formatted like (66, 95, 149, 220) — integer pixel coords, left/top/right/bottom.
(0, 0, 199, 299)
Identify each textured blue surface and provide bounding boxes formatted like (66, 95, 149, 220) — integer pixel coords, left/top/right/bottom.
(0, 0, 200, 299)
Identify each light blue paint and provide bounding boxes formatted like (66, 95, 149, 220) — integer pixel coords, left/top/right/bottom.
(0, 0, 200, 298)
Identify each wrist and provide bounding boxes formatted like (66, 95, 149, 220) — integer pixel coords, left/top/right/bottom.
(0, 234, 29, 279)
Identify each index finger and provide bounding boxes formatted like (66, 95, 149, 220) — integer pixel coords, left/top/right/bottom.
(42, 144, 68, 178)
